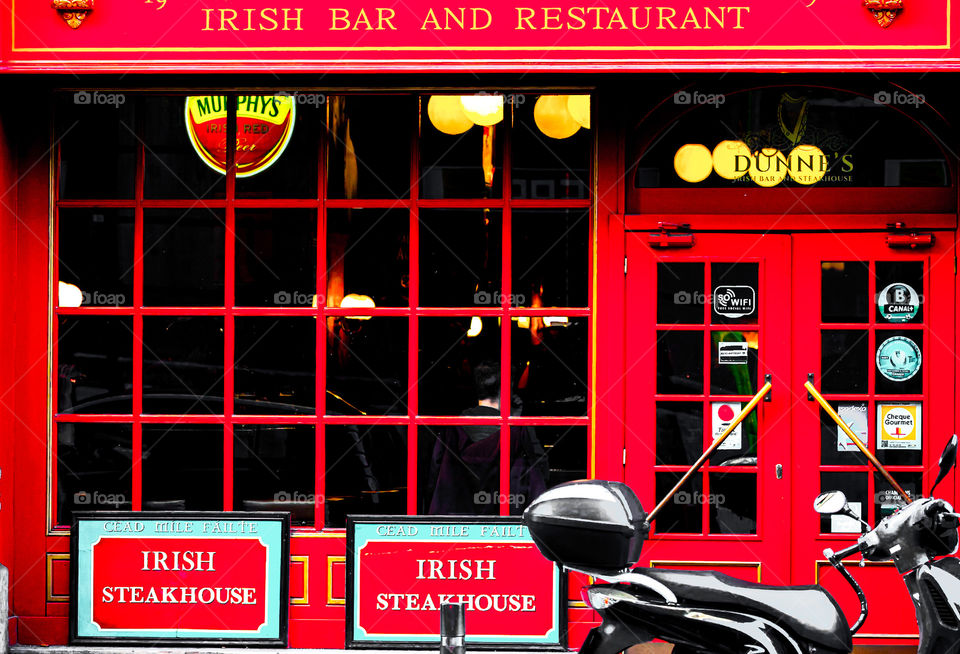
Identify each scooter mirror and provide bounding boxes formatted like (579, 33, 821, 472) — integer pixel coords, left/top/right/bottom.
(931, 434, 958, 494)
(813, 490, 848, 515)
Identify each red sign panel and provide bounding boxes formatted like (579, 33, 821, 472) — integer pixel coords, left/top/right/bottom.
(346, 517, 564, 648)
(2, 0, 958, 72)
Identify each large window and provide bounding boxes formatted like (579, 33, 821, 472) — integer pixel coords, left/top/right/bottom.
(54, 91, 592, 528)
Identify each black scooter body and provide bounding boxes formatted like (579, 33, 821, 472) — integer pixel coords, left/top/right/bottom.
(906, 557, 960, 654)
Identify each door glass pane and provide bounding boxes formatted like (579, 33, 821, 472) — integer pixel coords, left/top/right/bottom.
(143, 96, 225, 199)
(875, 261, 924, 325)
(710, 331, 758, 395)
(512, 209, 589, 307)
(326, 317, 407, 416)
(528, 425, 587, 489)
(57, 423, 133, 525)
(821, 330, 868, 393)
(820, 471, 868, 534)
(57, 94, 136, 199)
(654, 472, 702, 534)
(418, 425, 500, 515)
(657, 331, 703, 395)
(327, 209, 409, 308)
(711, 263, 758, 325)
(324, 424, 406, 527)
(513, 317, 587, 417)
(234, 317, 315, 415)
(234, 425, 315, 526)
(710, 411, 757, 467)
(875, 330, 923, 395)
(822, 261, 869, 323)
(709, 472, 757, 534)
(142, 316, 224, 415)
(235, 209, 316, 307)
(142, 424, 223, 510)
(58, 316, 133, 415)
(820, 403, 871, 466)
(59, 208, 134, 306)
(656, 401, 702, 465)
(144, 209, 225, 307)
(875, 401, 923, 466)
(657, 262, 704, 325)
(874, 472, 922, 524)
(511, 95, 590, 200)
(419, 209, 502, 308)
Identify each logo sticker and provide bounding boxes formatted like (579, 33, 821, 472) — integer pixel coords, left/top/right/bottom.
(877, 403, 921, 450)
(837, 402, 868, 452)
(876, 335, 922, 382)
(717, 341, 749, 365)
(877, 282, 920, 323)
(711, 402, 742, 450)
(713, 285, 756, 319)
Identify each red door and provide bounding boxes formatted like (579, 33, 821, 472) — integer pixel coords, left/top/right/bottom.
(791, 231, 956, 644)
(625, 232, 793, 585)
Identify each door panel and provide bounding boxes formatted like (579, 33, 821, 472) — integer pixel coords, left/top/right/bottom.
(791, 232, 956, 641)
(625, 232, 793, 585)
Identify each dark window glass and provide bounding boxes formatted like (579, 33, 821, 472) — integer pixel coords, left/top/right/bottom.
(326, 317, 407, 416)
(324, 424, 406, 527)
(657, 263, 705, 325)
(876, 401, 923, 466)
(327, 96, 412, 199)
(511, 95, 590, 200)
(144, 209, 225, 306)
(531, 425, 587, 489)
(142, 424, 223, 510)
(654, 472, 702, 534)
(234, 425, 315, 526)
(710, 410, 757, 467)
(419, 317, 499, 416)
(875, 261, 924, 324)
(711, 263, 758, 325)
(822, 262, 869, 323)
(709, 473, 757, 534)
(235, 95, 320, 199)
(512, 209, 588, 307)
(142, 317, 224, 415)
(875, 330, 923, 395)
(821, 330, 868, 393)
(418, 424, 501, 516)
(235, 318, 315, 415)
(143, 96, 225, 199)
(421, 97, 503, 199)
(56, 94, 136, 199)
(513, 317, 587, 417)
(57, 423, 133, 525)
(874, 472, 922, 525)
(58, 316, 133, 414)
(656, 401, 702, 465)
(711, 331, 758, 395)
(657, 331, 703, 394)
(820, 471, 868, 534)
(327, 209, 409, 308)
(420, 209, 502, 307)
(235, 209, 316, 307)
(59, 209, 134, 307)
(820, 403, 872, 466)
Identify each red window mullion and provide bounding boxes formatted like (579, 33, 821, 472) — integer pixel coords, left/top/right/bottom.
(222, 95, 237, 512)
(407, 102, 420, 516)
(499, 109, 513, 518)
(316, 110, 328, 529)
(131, 104, 146, 513)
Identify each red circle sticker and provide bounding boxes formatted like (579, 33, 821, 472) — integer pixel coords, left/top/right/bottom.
(185, 95, 296, 178)
(717, 404, 735, 421)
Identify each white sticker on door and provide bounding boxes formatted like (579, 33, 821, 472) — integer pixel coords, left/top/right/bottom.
(717, 342, 749, 365)
(837, 402, 868, 453)
(831, 501, 863, 534)
(712, 402, 742, 450)
(713, 285, 756, 319)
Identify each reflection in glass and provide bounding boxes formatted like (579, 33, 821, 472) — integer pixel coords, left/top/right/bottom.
(143, 96, 225, 199)
(709, 473, 757, 534)
(325, 424, 406, 527)
(327, 209, 409, 308)
(421, 99, 502, 198)
(531, 425, 587, 489)
(711, 331, 758, 395)
(57, 423, 133, 524)
(657, 331, 703, 394)
(142, 424, 223, 510)
(326, 317, 407, 415)
(59, 209, 134, 306)
(420, 209, 502, 307)
(142, 317, 224, 414)
(874, 472, 922, 525)
(821, 330, 868, 393)
(144, 209, 225, 306)
(820, 471, 868, 534)
(512, 96, 590, 199)
(58, 317, 133, 414)
(235, 318, 315, 414)
(57, 94, 137, 199)
(822, 261, 869, 323)
(513, 317, 587, 417)
(419, 317, 499, 416)
(656, 401, 702, 465)
(235, 209, 316, 307)
(654, 472, 703, 534)
(657, 263, 704, 325)
(234, 425, 315, 525)
(512, 209, 588, 307)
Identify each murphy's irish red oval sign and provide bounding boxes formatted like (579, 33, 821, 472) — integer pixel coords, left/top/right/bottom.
(185, 95, 295, 177)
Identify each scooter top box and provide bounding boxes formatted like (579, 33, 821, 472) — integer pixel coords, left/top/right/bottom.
(523, 480, 647, 575)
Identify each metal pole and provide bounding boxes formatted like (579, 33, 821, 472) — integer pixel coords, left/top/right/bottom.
(440, 602, 465, 654)
(646, 381, 772, 523)
(805, 381, 912, 504)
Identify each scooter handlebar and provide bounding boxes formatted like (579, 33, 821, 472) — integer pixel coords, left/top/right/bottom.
(823, 543, 868, 635)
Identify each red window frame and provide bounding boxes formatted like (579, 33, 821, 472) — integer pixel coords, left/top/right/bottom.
(51, 91, 595, 532)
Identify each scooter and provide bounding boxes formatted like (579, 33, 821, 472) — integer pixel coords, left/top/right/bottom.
(523, 435, 960, 654)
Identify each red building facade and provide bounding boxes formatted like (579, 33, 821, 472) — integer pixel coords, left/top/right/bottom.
(1, 1, 960, 651)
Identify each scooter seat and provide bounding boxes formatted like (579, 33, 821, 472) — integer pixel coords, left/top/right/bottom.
(638, 568, 853, 652)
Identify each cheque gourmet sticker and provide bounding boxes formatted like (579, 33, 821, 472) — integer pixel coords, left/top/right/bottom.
(876, 335, 922, 382)
(877, 403, 921, 450)
(877, 283, 920, 323)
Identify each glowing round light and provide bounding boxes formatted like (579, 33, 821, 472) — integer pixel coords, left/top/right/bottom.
(566, 95, 591, 129)
(460, 94, 504, 126)
(749, 148, 789, 188)
(427, 95, 473, 135)
(787, 144, 827, 185)
(467, 316, 483, 338)
(340, 293, 375, 320)
(534, 95, 581, 140)
(58, 281, 84, 308)
(673, 144, 713, 183)
(712, 140, 752, 180)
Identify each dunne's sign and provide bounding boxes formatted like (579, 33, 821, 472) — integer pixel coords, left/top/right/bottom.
(1, 0, 956, 72)
(69, 512, 290, 646)
(346, 516, 565, 649)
